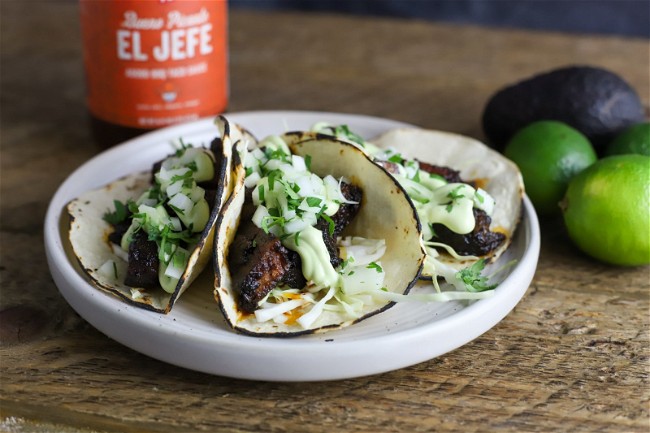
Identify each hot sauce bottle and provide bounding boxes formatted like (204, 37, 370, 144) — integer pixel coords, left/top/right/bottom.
(80, 0, 228, 147)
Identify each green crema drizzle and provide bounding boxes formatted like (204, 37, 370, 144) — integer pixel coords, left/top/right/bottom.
(245, 135, 348, 288)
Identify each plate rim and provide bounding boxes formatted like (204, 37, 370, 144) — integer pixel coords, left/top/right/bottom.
(44, 110, 540, 381)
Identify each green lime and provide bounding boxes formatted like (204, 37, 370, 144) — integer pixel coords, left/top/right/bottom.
(606, 122, 650, 156)
(561, 154, 650, 267)
(504, 120, 597, 216)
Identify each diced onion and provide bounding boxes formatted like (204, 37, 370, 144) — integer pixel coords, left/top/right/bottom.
(168, 193, 193, 216)
(283, 217, 309, 234)
(157, 167, 190, 183)
(252, 205, 269, 228)
(169, 217, 182, 232)
(189, 186, 205, 203)
(166, 180, 184, 197)
(291, 155, 307, 172)
(164, 248, 188, 280)
(294, 176, 316, 197)
(244, 171, 261, 188)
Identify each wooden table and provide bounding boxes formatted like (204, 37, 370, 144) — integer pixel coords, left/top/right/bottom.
(2, 2, 648, 432)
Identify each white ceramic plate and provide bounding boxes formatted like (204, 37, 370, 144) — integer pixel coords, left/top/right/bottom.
(45, 111, 540, 382)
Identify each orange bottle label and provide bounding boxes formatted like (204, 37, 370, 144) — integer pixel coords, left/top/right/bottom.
(80, 0, 228, 129)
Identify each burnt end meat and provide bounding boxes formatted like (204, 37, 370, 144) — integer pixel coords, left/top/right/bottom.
(228, 189, 304, 313)
(123, 230, 160, 288)
(331, 182, 362, 236)
(228, 182, 363, 313)
(229, 230, 296, 313)
(315, 219, 342, 268)
(431, 208, 505, 256)
(416, 163, 501, 255)
(417, 162, 464, 184)
(107, 213, 132, 246)
(313, 181, 361, 269)
(280, 249, 307, 289)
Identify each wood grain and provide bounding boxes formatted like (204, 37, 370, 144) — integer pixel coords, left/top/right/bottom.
(1, 2, 648, 432)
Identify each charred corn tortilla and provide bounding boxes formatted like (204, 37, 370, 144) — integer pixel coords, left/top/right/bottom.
(213, 132, 425, 336)
(370, 128, 524, 274)
(66, 119, 239, 313)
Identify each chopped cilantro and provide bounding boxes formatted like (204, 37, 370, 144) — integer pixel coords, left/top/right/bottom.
(174, 138, 192, 156)
(267, 169, 280, 191)
(333, 125, 365, 146)
(320, 213, 335, 236)
(447, 185, 465, 201)
(456, 259, 497, 292)
(261, 213, 286, 233)
(168, 203, 184, 215)
(103, 200, 129, 225)
(306, 197, 322, 208)
(367, 262, 383, 273)
(388, 153, 403, 164)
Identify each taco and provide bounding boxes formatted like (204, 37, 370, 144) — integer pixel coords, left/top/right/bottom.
(66, 118, 246, 312)
(308, 123, 524, 288)
(213, 121, 425, 336)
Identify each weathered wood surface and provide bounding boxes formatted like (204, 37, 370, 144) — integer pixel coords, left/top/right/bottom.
(1, 2, 648, 432)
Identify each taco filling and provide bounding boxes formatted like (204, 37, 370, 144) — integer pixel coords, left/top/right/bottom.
(233, 137, 387, 326)
(104, 144, 218, 293)
(68, 127, 232, 313)
(308, 122, 523, 291)
(214, 125, 424, 336)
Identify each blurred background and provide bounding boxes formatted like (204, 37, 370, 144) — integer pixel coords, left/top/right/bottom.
(231, 0, 650, 38)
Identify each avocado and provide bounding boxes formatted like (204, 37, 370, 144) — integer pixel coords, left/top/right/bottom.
(482, 66, 645, 152)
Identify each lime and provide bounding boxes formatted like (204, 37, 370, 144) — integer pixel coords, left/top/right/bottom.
(606, 122, 650, 156)
(561, 154, 650, 267)
(504, 120, 597, 216)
